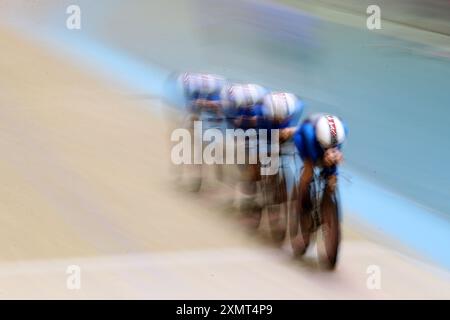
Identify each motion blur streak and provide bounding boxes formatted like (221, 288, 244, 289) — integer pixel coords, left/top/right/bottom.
(0, 0, 449, 298)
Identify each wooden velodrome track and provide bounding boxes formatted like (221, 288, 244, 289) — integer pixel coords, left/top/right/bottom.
(0, 25, 448, 299)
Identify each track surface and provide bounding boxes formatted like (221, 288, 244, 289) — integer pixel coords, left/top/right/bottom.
(0, 26, 449, 299)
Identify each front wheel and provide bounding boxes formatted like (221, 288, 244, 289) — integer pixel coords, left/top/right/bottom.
(319, 189, 341, 269)
(267, 171, 288, 244)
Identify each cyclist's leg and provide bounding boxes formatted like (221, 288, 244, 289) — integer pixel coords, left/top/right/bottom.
(293, 124, 315, 210)
(280, 141, 299, 199)
(237, 137, 260, 209)
(204, 113, 226, 183)
(260, 145, 278, 207)
(299, 160, 314, 210)
(291, 128, 314, 249)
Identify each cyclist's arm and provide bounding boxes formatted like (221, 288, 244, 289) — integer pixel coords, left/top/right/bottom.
(302, 123, 320, 161)
(196, 99, 223, 116)
(299, 159, 314, 208)
(245, 116, 258, 127)
(279, 127, 296, 143)
(235, 115, 258, 128)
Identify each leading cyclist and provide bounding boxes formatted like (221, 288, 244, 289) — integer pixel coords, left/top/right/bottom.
(293, 113, 348, 212)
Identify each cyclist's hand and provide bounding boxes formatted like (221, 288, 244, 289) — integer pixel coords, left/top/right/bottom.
(323, 148, 343, 167)
(234, 116, 243, 127)
(279, 127, 296, 143)
(206, 101, 221, 110)
(240, 115, 257, 127)
(333, 149, 344, 165)
(207, 101, 223, 116)
(196, 99, 211, 109)
(248, 116, 258, 127)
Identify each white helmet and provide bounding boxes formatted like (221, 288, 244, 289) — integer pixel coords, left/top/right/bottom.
(179, 72, 225, 97)
(227, 83, 266, 108)
(263, 92, 301, 121)
(315, 114, 346, 148)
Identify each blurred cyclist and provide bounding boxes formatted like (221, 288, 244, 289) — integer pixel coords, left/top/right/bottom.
(259, 92, 304, 219)
(175, 72, 227, 187)
(260, 91, 304, 145)
(222, 83, 268, 212)
(177, 72, 227, 126)
(222, 83, 267, 130)
(293, 113, 348, 210)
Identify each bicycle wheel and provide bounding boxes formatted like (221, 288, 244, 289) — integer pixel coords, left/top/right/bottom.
(319, 189, 341, 269)
(289, 181, 313, 256)
(177, 133, 202, 192)
(240, 197, 262, 231)
(267, 169, 288, 244)
(239, 166, 262, 231)
(175, 117, 203, 192)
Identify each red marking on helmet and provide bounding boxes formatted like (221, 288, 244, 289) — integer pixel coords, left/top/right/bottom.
(326, 115, 338, 145)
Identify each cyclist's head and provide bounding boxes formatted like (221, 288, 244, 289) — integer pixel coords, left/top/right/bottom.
(228, 83, 266, 108)
(315, 114, 346, 149)
(263, 92, 300, 123)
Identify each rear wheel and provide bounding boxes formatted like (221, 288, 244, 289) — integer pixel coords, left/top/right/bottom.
(176, 116, 203, 192)
(240, 200, 262, 231)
